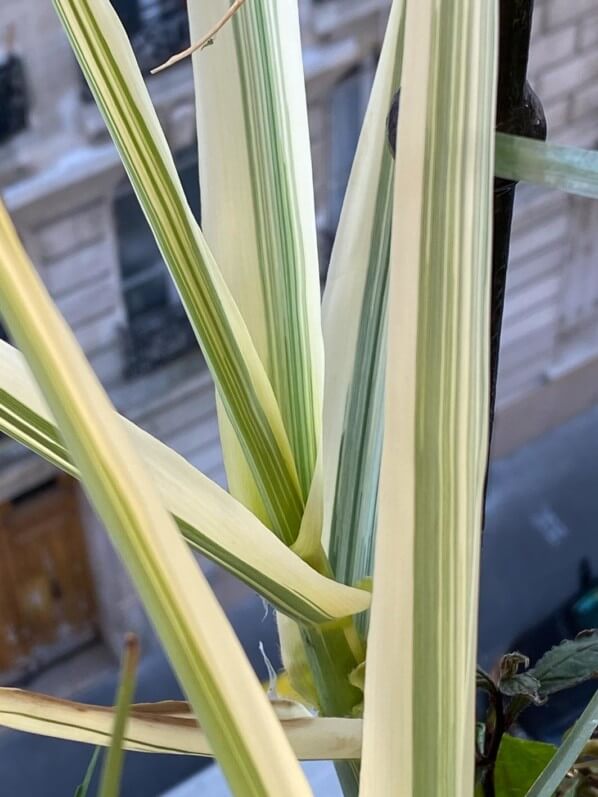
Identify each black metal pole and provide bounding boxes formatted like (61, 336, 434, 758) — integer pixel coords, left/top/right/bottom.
(490, 0, 546, 454)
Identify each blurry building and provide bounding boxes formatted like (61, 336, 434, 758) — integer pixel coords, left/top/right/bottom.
(0, 0, 595, 682)
(493, 2, 598, 455)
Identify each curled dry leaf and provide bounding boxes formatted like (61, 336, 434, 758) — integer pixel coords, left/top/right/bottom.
(0, 689, 362, 762)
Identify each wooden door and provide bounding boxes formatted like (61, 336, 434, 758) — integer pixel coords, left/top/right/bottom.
(0, 476, 97, 682)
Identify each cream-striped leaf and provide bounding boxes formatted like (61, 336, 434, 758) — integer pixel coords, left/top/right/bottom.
(0, 341, 370, 626)
(360, 1, 497, 795)
(53, 0, 304, 546)
(98, 635, 139, 797)
(0, 202, 314, 797)
(186, 4, 367, 761)
(0, 689, 362, 762)
(321, 0, 405, 592)
(188, 0, 323, 550)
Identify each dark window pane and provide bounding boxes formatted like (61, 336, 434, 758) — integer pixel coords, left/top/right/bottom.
(111, 0, 141, 35)
(0, 54, 29, 144)
(124, 272, 169, 317)
(115, 145, 202, 375)
(115, 188, 162, 281)
(329, 68, 366, 230)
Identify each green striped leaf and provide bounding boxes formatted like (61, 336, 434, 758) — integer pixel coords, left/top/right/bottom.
(360, 0, 497, 794)
(496, 132, 598, 198)
(0, 341, 370, 626)
(53, 0, 304, 546)
(0, 689, 363, 762)
(0, 203, 312, 797)
(98, 635, 140, 797)
(185, 7, 366, 752)
(322, 0, 405, 594)
(74, 748, 101, 797)
(188, 0, 323, 549)
(526, 689, 598, 796)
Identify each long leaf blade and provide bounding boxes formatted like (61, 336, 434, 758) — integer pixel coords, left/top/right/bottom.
(74, 748, 102, 797)
(0, 341, 370, 626)
(0, 689, 363, 762)
(53, 0, 304, 545)
(496, 132, 598, 198)
(360, 0, 497, 794)
(188, 0, 323, 503)
(98, 635, 140, 797)
(322, 0, 405, 592)
(0, 202, 311, 797)
(526, 690, 598, 797)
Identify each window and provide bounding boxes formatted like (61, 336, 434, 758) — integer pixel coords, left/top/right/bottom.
(328, 68, 369, 231)
(319, 61, 375, 273)
(0, 29, 28, 144)
(114, 145, 201, 377)
(111, 0, 190, 75)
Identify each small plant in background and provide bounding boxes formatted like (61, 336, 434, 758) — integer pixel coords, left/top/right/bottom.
(477, 632, 598, 795)
(0, 1, 597, 795)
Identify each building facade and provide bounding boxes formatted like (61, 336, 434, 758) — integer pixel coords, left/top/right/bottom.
(0, 0, 596, 681)
(494, 1, 598, 455)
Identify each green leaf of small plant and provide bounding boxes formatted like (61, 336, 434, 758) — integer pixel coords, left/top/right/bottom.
(498, 653, 544, 704)
(529, 631, 598, 697)
(74, 747, 101, 797)
(500, 672, 544, 704)
(500, 653, 530, 681)
(493, 735, 556, 797)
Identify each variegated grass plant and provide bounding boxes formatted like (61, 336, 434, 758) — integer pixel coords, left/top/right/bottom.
(0, 1, 598, 795)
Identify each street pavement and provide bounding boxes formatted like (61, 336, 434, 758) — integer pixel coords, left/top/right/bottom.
(479, 404, 598, 670)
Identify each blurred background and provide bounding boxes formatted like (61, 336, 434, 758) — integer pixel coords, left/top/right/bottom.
(0, 0, 596, 793)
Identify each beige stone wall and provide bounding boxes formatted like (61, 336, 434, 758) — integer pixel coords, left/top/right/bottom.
(494, 0, 598, 455)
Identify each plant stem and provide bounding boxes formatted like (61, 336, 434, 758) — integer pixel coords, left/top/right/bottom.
(298, 548, 364, 795)
(300, 623, 362, 795)
(482, 690, 505, 797)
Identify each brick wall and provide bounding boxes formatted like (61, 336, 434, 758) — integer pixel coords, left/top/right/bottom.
(494, 0, 598, 454)
(530, 0, 598, 147)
